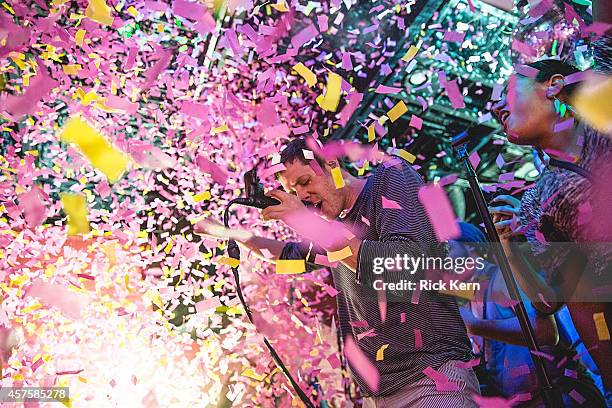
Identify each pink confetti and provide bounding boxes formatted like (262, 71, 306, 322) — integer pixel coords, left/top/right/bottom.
(0, 70, 58, 118)
(514, 64, 539, 78)
(18, 188, 46, 228)
(356, 328, 377, 341)
(196, 154, 229, 185)
(569, 389, 585, 404)
(344, 336, 380, 393)
(291, 24, 318, 49)
(553, 117, 574, 133)
(314, 253, 339, 268)
(414, 328, 423, 348)
(172, 0, 207, 20)
(105, 95, 138, 114)
(511, 39, 537, 57)
(327, 354, 341, 369)
(381, 196, 402, 210)
(530, 350, 555, 362)
(31, 358, 44, 372)
(338, 93, 363, 126)
(409, 114, 423, 130)
(25, 280, 86, 319)
(422, 366, 460, 392)
(443, 79, 465, 109)
(374, 85, 402, 94)
(317, 15, 328, 32)
(417, 184, 461, 241)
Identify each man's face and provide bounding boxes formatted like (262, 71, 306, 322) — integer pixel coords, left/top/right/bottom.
(492, 76, 556, 146)
(278, 160, 344, 220)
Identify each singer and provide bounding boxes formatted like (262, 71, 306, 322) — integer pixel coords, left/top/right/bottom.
(199, 138, 479, 408)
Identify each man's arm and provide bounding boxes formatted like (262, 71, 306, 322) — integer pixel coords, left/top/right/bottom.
(500, 242, 562, 314)
(194, 219, 285, 262)
(460, 307, 559, 347)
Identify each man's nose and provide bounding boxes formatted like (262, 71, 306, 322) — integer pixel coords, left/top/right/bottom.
(295, 187, 310, 202)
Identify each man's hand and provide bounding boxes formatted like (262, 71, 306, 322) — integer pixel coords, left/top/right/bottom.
(261, 190, 307, 223)
(459, 305, 476, 327)
(194, 218, 253, 242)
(489, 195, 522, 241)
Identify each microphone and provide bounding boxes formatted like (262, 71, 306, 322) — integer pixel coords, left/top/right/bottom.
(240, 168, 315, 210)
(243, 168, 281, 209)
(451, 124, 494, 149)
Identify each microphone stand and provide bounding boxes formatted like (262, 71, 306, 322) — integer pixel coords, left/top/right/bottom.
(223, 199, 317, 408)
(452, 133, 563, 408)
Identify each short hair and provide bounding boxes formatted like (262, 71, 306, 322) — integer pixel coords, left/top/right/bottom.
(526, 59, 581, 95)
(279, 137, 327, 169)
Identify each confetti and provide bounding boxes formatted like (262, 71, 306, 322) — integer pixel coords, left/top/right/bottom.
(60, 117, 129, 183)
(292, 62, 317, 87)
(275, 259, 306, 274)
(387, 101, 408, 122)
(375, 344, 389, 361)
(318, 72, 342, 112)
(326, 246, 352, 262)
(344, 336, 380, 393)
(331, 166, 345, 189)
(60, 193, 90, 235)
(85, 0, 114, 26)
(381, 196, 402, 210)
(417, 184, 461, 241)
(593, 312, 610, 341)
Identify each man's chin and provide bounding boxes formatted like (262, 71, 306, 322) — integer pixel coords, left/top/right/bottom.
(506, 128, 523, 144)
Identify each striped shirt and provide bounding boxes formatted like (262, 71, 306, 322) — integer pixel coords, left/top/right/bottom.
(280, 158, 474, 397)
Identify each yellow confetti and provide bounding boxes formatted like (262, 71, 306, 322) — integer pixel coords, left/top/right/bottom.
(62, 64, 82, 75)
(241, 368, 267, 381)
(573, 76, 612, 133)
(211, 123, 229, 134)
(75, 29, 86, 46)
(192, 191, 211, 202)
(21, 303, 42, 314)
(331, 166, 345, 189)
(327, 245, 352, 262)
(318, 72, 342, 112)
(367, 123, 376, 142)
(85, 0, 114, 26)
(1, 2, 15, 14)
(292, 62, 317, 87)
(387, 101, 408, 122)
(60, 193, 90, 235)
(395, 149, 416, 164)
(10, 55, 26, 70)
(217, 256, 240, 268)
(126, 5, 138, 16)
(593, 312, 610, 341)
(60, 116, 129, 182)
(270, 1, 288, 12)
(401, 44, 420, 62)
(275, 259, 306, 274)
(376, 344, 389, 361)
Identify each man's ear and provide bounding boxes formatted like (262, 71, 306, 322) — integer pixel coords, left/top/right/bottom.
(545, 74, 566, 100)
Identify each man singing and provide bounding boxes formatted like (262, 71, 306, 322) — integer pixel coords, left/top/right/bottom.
(198, 138, 479, 407)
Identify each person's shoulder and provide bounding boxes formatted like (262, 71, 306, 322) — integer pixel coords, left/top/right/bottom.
(373, 156, 423, 186)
